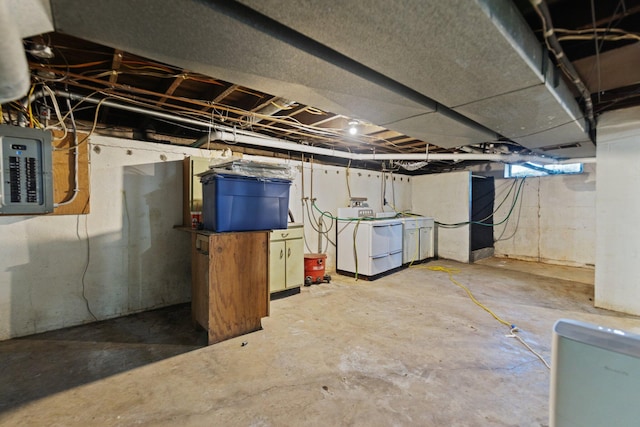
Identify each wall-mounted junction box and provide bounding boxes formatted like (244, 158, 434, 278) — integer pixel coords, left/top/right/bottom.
(0, 125, 53, 214)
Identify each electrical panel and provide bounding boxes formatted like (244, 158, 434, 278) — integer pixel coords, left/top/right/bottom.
(0, 125, 53, 214)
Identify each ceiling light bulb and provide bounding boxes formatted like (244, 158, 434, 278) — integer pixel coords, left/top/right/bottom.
(348, 120, 358, 135)
(29, 44, 54, 59)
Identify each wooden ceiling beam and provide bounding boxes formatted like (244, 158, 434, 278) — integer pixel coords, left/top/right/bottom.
(213, 84, 239, 103)
(156, 74, 186, 106)
(306, 114, 342, 127)
(43, 68, 404, 154)
(250, 95, 278, 112)
(577, 4, 640, 29)
(198, 84, 240, 112)
(389, 136, 418, 145)
(366, 129, 403, 140)
(108, 49, 123, 85)
(260, 105, 308, 127)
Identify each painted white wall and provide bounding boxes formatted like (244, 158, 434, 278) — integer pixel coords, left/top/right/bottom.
(206, 157, 414, 271)
(0, 134, 412, 339)
(293, 161, 412, 271)
(493, 164, 596, 267)
(411, 171, 470, 263)
(0, 135, 222, 340)
(595, 106, 640, 315)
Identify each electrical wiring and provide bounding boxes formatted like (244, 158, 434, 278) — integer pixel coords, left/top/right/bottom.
(471, 177, 518, 221)
(352, 219, 361, 280)
(436, 178, 526, 228)
(529, 0, 594, 128)
(557, 33, 640, 42)
(31, 65, 399, 151)
(494, 180, 526, 242)
(311, 200, 372, 222)
(270, 100, 295, 110)
(35, 60, 109, 69)
(346, 159, 352, 200)
(381, 171, 386, 211)
(436, 177, 526, 228)
(425, 265, 550, 369)
(55, 97, 110, 152)
(304, 106, 326, 115)
(78, 206, 97, 321)
(304, 199, 336, 248)
(9, 100, 42, 128)
(554, 27, 640, 40)
(310, 201, 381, 281)
(428, 266, 512, 327)
(55, 97, 80, 207)
(41, 84, 68, 141)
(29, 59, 408, 155)
(391, 170, 396, 209)
(27, 85, 37, 128)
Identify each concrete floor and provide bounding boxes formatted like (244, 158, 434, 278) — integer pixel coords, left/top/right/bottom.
(1, 258, 639, 426)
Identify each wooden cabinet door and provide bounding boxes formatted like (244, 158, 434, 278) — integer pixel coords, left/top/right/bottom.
(207, 232, 269, 344)
(191, 234, 210, 329)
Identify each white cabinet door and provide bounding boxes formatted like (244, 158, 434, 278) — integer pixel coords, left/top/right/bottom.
(403, 228, 419, 264)
(269, 240, 286, 292)
(419, 226, 434, 259)
(285, 238, 304, 288)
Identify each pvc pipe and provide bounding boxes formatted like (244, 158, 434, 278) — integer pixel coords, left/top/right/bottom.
(47, 91, 596, 165)
(213, 130, 562, 163)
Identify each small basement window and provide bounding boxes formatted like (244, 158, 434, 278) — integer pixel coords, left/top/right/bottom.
(504, 162, 583, 178)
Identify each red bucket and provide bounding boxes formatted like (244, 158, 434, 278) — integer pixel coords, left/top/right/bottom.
(304, 253, 330, 285)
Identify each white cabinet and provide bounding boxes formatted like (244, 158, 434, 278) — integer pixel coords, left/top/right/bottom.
(269, 225, 304, 293)
(337, 219, 403, 278)
(402, 217, 434, 264)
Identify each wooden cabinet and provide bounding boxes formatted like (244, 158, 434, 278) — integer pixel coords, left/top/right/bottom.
(269, 225, 304, 293)
(191, 230, 269, 345)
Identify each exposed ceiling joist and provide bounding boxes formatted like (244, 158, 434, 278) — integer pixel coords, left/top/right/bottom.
(156, 73, 187, 106)
(108, 49, 123, 85)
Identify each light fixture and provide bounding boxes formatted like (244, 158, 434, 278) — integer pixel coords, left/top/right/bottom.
(348, 120, 358, 135)
(28, 44, 54, 59)
(27, 36, 55, 59)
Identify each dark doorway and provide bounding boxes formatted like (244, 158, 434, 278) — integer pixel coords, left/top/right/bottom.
(471, 176, 494, 256)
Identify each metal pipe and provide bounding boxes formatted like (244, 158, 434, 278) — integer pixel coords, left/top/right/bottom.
(530, 0, 595, 135)
(47, 91, 595, 165)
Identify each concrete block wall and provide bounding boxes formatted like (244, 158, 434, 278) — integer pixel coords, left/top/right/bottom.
(0, 134, 412, 340)
(292, 162, 413, 271)
(595, 106, 640, 315)
(411, 171, 471, 263)
(0, 135, 195, 340)
(493, 163, 596, 267)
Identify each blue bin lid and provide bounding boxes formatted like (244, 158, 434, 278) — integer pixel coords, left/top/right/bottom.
(200, 172, 291, 185)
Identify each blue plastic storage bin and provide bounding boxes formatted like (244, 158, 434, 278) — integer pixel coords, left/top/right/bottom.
(201, 173, 291, 232)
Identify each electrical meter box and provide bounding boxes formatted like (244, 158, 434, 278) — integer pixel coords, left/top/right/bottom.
(0, 125, 53, 214)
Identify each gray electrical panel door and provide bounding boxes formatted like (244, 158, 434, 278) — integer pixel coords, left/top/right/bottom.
(0, 126, 53, 214)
